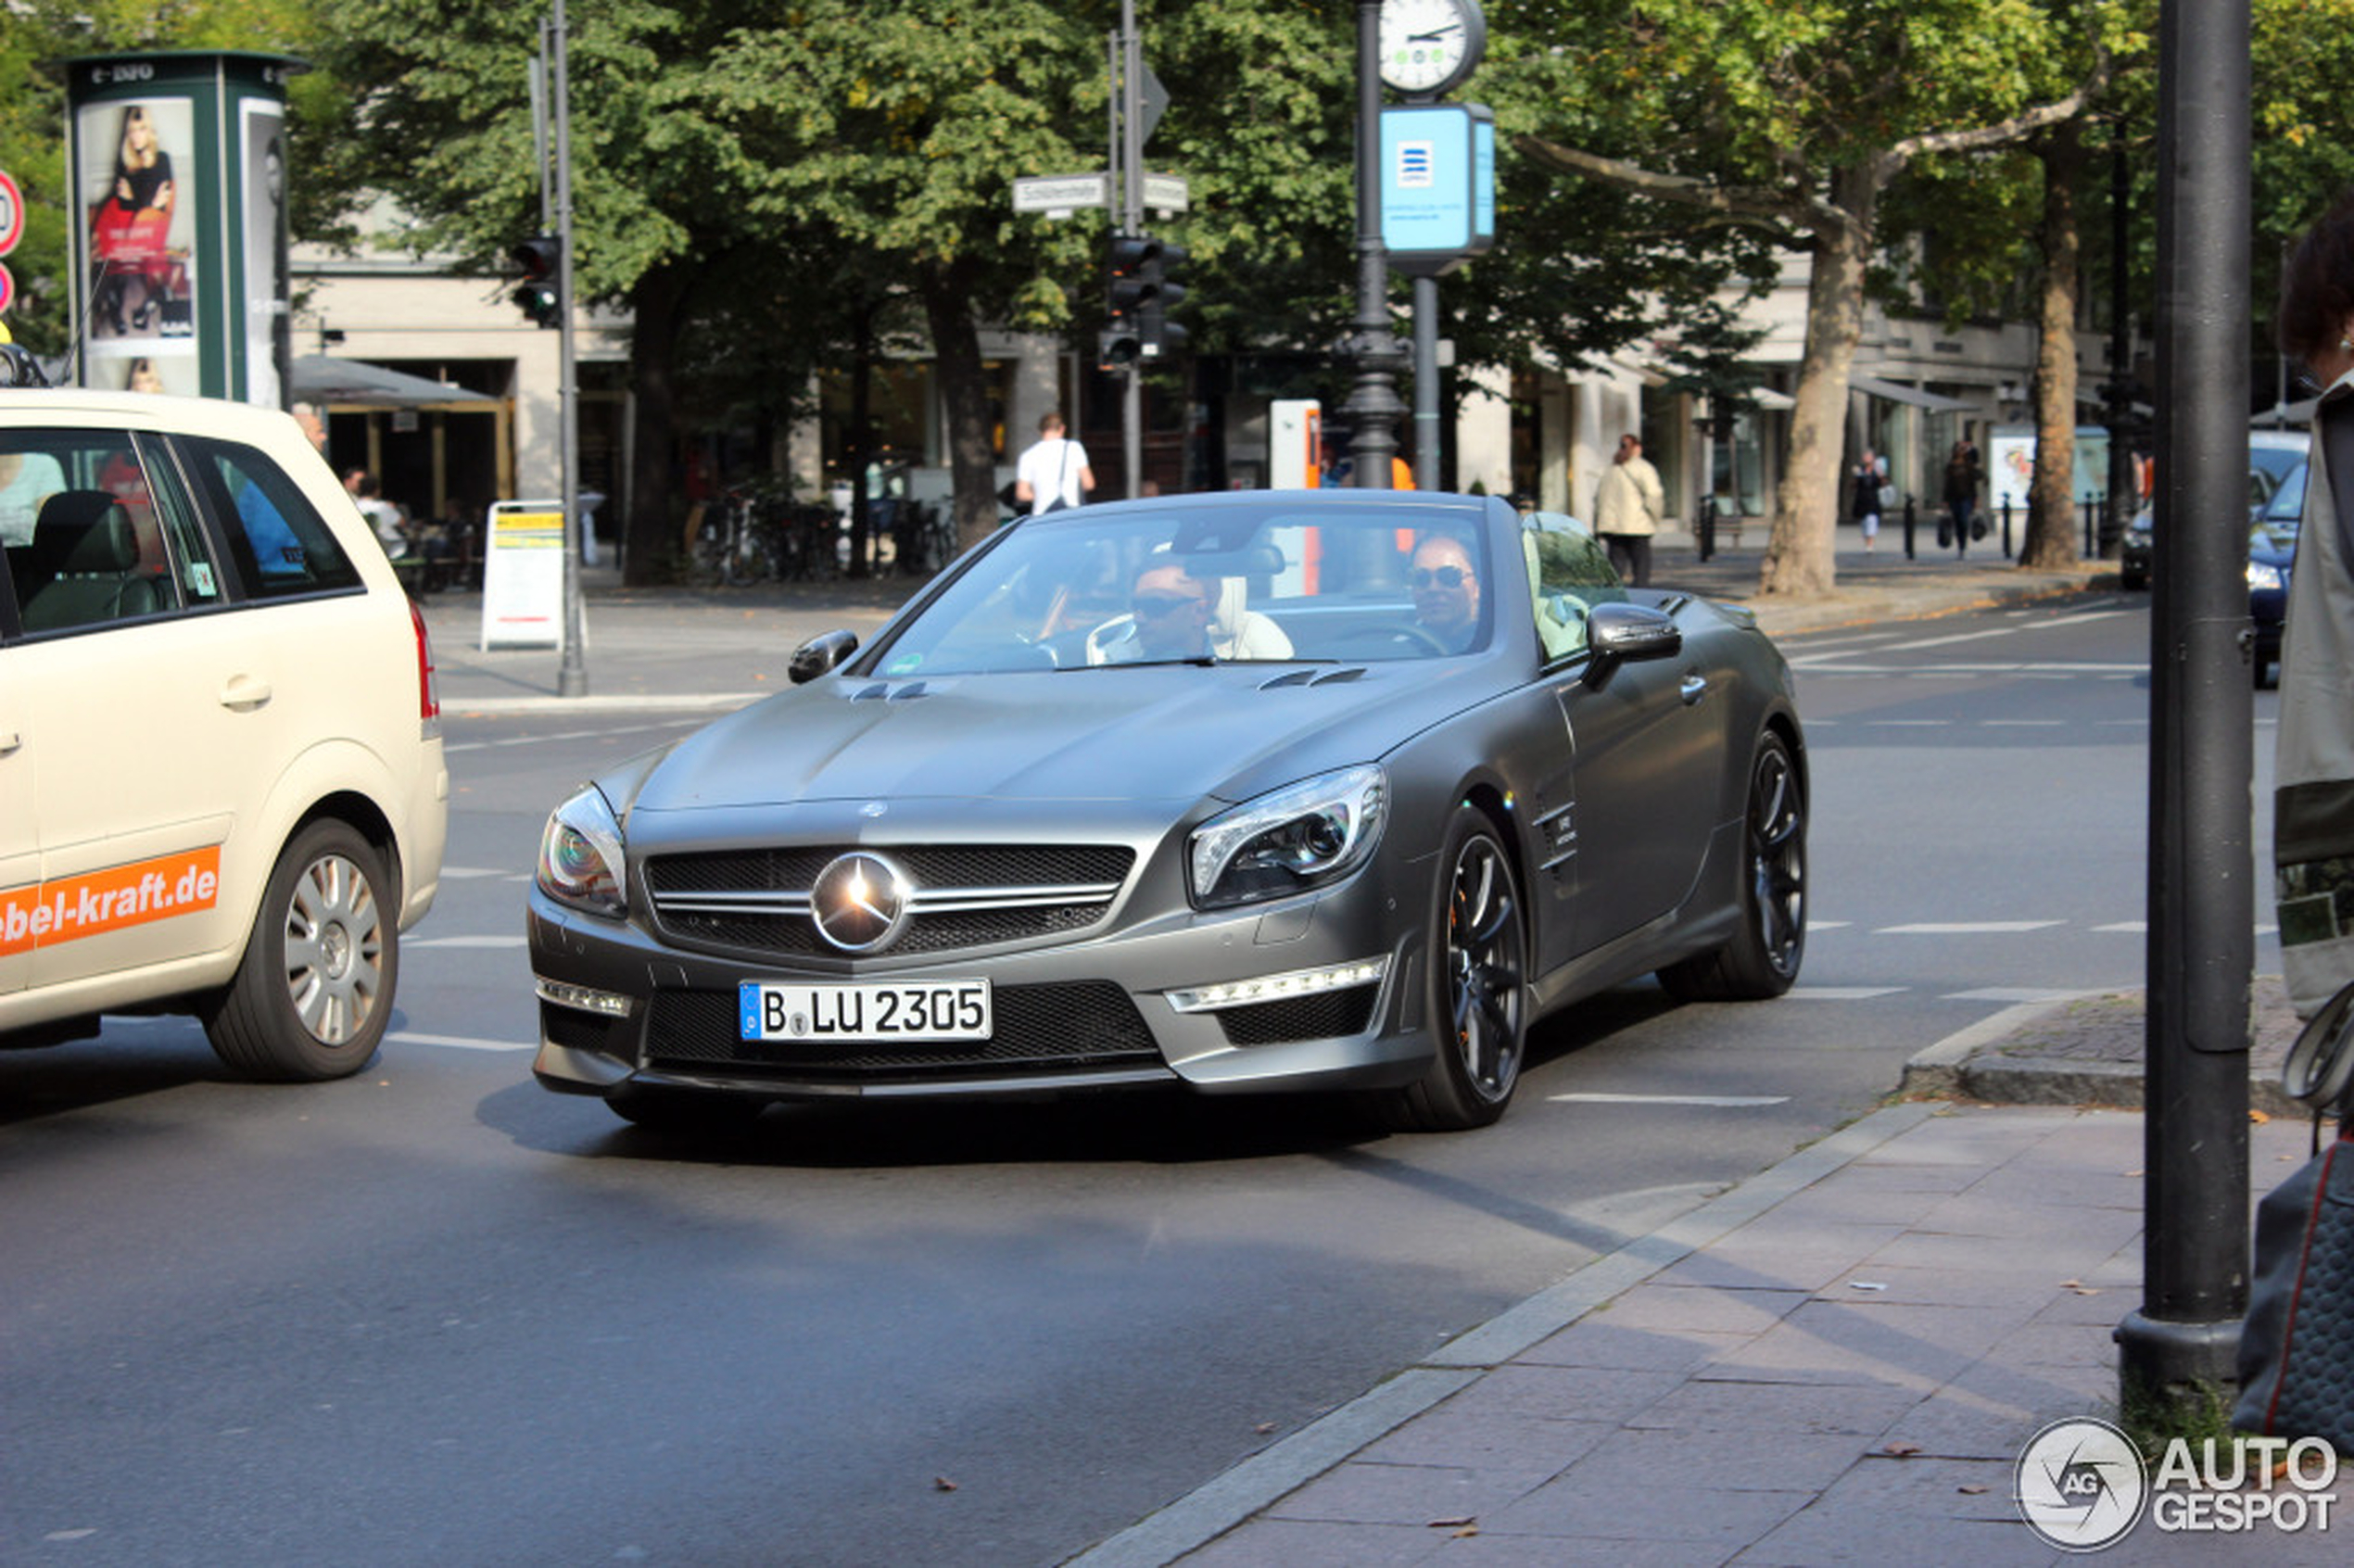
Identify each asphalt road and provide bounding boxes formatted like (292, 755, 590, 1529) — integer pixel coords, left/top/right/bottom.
(0, 590, 2208, 1567)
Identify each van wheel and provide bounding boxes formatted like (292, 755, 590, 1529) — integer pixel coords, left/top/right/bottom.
(205, 821, 396, 1081)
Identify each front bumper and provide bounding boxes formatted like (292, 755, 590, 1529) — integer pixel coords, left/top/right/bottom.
(526, 863, 1436, 1106)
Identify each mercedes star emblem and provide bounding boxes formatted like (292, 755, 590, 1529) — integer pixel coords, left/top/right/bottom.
(810, 851, 913, 954)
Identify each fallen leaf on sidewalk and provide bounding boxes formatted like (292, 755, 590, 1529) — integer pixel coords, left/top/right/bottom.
(1882, 1441, 1922, 1458)
(1254, 1423, 1277, 1435)
(1428, 1516, 1476, 1530)
(2252, 1109, 2272, 1125)
(1959, 1483, 1990, 1495)
(933, 1476, 958, 1492)
(2059, 1280, 2102, 1296)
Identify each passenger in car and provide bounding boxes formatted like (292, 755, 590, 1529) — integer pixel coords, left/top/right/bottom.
(1410, 534, 1482, 651)
(1090, 559, 1294, 664)
(0, 449, 67, 548)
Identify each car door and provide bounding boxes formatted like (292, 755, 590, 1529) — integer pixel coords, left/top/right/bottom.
(17, 429, 257, 995)
(1517, 529, 1720, 961)
(0, 563, 32, 999)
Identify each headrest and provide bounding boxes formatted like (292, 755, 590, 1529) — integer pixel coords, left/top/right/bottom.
(31, 490, 137, 575)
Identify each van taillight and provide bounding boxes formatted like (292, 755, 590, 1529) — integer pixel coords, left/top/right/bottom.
(411, 600, 442, 737)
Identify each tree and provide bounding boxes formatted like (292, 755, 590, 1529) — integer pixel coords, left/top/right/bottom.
(1500, 0, 2107, 598)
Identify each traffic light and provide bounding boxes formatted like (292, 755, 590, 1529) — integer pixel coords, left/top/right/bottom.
(1104, 232, 1186, 362)
(1138, 235, 1186, 357)
(510, 234, 562, 328)
(1103, 233, 1149, 368)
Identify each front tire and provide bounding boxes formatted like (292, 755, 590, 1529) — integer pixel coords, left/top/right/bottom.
(1659, 730, 1806, 1002)
(205, 820, 396, 1081)
(1383, 807, 1528, 1132)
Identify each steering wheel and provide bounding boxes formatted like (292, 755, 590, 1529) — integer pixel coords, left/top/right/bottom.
(1324, 621, 1451, 658)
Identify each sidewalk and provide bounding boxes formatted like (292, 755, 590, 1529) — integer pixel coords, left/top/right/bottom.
(416, 532, 2118, 714)
(1070, 1048, 2342, 1567)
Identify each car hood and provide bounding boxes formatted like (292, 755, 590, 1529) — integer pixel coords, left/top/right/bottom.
(618, 663, 1483, 817)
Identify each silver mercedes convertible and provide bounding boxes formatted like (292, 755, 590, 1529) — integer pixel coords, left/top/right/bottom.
(527, 489, 1805, 1132)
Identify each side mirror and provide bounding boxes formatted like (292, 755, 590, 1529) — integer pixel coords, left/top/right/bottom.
(1583, 601, 1682, 685)
(788, 629, 860, 685)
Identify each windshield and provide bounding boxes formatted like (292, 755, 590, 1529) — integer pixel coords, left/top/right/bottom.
(863, 501, 1500, 677)
(2265, 461, 2308, 528)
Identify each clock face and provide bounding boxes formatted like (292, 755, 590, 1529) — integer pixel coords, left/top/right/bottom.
(1379, 0, 1482, 95)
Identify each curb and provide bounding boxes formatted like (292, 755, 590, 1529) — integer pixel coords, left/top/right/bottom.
(1058, 1100, 1943, 1568)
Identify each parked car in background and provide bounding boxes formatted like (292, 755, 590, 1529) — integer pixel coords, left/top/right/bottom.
(0, 390, 448, 1079)
(2250, 457, 2307, 689)
(2120, 429, 2310, 592)
(528, 492, 1808, 1134)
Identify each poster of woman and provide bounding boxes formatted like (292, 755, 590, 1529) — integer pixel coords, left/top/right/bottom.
(81, 97, 197, 347)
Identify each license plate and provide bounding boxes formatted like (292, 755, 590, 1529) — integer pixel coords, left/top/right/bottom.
(739, 979, 992, 1043)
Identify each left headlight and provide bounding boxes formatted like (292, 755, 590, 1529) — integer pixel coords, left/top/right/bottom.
(2249, 560, 2287, 592)
(537, 785, 628, 917)
(1190, 765, 1387, 910)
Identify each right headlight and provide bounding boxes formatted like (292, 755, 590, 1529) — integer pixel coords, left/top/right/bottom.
(1189, 765, 1387, 910)
(536, 785, 628, 917)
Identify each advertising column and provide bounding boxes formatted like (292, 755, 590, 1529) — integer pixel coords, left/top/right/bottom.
(66, 51, 301, 405)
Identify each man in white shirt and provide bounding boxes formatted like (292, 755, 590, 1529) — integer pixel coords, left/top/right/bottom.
(1014, 411, 1095, 515)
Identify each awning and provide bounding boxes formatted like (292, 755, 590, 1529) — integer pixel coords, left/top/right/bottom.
(289, 355, 472, 409)
(1849, 374, 1976, 414)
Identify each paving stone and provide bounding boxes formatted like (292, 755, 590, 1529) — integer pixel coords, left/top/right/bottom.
(1268, 1460, 1550, 1528)
(1487, 1471, 1813, 1547)
(1356, 1407, 1615, 1474)
(1628, 1375, 1920, 1439)
(1429, 1362, 1685, 1426)
(1512, 1320, 1753, 1374)
(1178, 1517, 1442, 1568)
(1587, 1282, 1811, 1335)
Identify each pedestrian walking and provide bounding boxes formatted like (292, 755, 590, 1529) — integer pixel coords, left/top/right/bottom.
(2271, 188, 2354, 1017)
(1013, 411, 1095, 516)
(1943, 438, 1983, 559)
(1851, 449, 1884, 554)
(1593, 433, 1664, 586)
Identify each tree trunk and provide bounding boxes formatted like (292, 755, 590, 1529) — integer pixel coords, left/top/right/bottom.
(2022, 123, 2084, 569)
(1759, 165, 1882, 599)
(623, 261, 692, 587)
(919, 262, 999, 560)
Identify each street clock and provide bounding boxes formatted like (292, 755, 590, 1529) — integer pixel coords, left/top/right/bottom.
(1378, 0, 1487, 98)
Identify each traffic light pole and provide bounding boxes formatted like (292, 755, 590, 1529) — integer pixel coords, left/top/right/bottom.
(1118, 6, 1143, 498)
(551, 0, 585, 697)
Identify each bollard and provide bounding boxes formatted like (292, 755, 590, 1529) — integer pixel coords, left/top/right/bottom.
(1699, 494, 1715, 563)
(1903, 494, 1917, 559)
(2002, 496, 2014, 559)
(2084, 493, 2101, 557)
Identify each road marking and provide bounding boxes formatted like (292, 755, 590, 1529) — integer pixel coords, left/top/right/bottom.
(438, 866, 510, 879)
(1785, 985, 1906, 1000)
(1548, 1093, 1790, 1107)
(411, 935, 528, 949)
(387, 1031, 535, 1053)
(1878, 921, 2063, 934)
(2094, 921, 2145, 933)
(1941, 987, 2107, 1003)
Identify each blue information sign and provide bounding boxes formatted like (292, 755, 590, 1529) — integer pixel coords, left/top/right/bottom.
(1380, 103, 1496, 278)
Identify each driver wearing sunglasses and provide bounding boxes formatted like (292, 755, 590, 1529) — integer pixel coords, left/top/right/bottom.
(1409, 534, 1482, 651)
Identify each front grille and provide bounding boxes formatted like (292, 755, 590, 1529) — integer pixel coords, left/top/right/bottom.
(642, 980, 1163, 1081)
(643, 844, 1134, 960)
(1216, 986, 1380, 1047)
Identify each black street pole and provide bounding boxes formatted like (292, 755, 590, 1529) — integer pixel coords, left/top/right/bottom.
(552, 0, 586, 698)
(1342, 0, 1405, 488)
(2118, 0, 2252, 1405)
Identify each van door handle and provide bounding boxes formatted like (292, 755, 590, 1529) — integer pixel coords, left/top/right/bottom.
(219, 676, 272, 711)
(1679, 674, 1709, 705)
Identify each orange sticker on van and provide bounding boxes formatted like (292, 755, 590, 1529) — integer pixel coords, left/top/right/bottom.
(0, 846, 221, 957)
